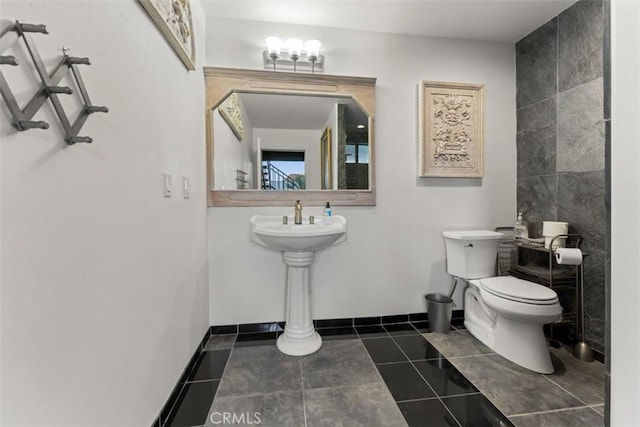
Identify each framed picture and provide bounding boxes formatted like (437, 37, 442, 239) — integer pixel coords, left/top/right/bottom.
(321, 127, 332, 189)
(138, 0, 196, 70)
(218, 93, 244, 141)
(418, 81, 484, 178)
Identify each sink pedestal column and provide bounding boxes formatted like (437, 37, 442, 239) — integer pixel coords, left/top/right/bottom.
(277, 251, 322, 356)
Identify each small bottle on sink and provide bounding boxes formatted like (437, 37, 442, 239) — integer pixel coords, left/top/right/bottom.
(323, 202, 332, 225)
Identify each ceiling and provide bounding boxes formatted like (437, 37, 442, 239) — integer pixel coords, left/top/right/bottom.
(200, 0, 577, 44)
(207, 0, 578, 130)
(238, 93, 368, 130)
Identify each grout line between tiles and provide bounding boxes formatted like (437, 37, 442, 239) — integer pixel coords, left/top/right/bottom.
(388, 334, 463, 427)
(374, 360, 413, 366)
(542, 374, 597, 407)
(395, 390, 482, 405)
(587, 404, 605, 416)
(358, 339, 394, 387)
(300, 381, 384, 394)
(373, 356, 444, 366)
(587, 403, 605, 408)
(299, 359, 308, 427)
(436, 391, 483, 399)
(407, 356, 448, 362)
(186, 378, 220, 384)
(160, 383, 187, 427)
(395, 396, 441, 404)
(199, 344, 235, 420)
(440, 352, 497, 360)
(358, 334, 391, 341)
(509, 404, 597, 418)
(384, 333, 422, 338)
(354, 325, 390, 335)
(382, 322, 421, 334)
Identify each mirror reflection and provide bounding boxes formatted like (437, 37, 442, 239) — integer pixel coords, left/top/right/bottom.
(213, 92, 370, 191)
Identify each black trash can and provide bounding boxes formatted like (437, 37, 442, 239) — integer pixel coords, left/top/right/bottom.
(425, 293, 453, 333)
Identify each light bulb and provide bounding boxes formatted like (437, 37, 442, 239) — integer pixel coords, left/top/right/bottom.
(304, 39, 321, 58)
(265, 36, 283, 55)
(285, 38, 303, 56)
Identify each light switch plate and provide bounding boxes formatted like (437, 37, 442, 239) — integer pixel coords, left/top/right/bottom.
(183, 176, 190, 199)
(163, 172, 172, 197)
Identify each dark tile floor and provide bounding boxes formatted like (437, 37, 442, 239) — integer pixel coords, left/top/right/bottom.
(424, 330, 606, 426)
(161, 319, 516, 427)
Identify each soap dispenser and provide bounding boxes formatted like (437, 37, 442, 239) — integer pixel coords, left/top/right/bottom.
(514, 212, 529, 239)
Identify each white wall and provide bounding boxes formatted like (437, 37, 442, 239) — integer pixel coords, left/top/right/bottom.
(0, 1, 209, 426)
(206, 17, 517, 325)
(610, 0, 640, 424)
(213, 106, 254, 189)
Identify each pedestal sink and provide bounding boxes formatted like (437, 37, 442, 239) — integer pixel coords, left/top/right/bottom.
(250, 215, 347, 356)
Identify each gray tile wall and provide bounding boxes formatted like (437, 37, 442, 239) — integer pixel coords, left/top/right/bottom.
(602, 0, 611, 420)
(515, 0, 608, 353)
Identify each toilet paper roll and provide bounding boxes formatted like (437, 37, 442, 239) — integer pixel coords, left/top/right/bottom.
(543, 221, 569, 237)
(555, 248, 583, 265)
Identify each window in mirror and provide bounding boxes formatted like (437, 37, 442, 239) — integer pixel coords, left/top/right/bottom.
(343, 141, 369, 189)
(261, 150, 305, 190)
(345, 143, 369, 164)
(359, 145, 369, 163)
(345, 145, 356, 163)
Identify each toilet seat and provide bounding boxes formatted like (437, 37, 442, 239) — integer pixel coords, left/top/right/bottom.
(477, 276, 559, 305)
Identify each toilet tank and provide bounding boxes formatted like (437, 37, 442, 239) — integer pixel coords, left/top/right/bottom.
(442, 230, 504, 279)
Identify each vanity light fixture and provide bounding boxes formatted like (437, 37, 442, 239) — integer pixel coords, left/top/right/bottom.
(263, 37, 324, 73)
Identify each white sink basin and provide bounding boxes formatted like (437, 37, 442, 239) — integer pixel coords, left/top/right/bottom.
(249, 214, 347, 356)
(250, 215, 347, 252)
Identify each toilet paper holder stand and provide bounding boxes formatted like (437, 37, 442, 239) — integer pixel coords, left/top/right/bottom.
(509, 233, 593, 361)
(549, 234, 594, 362)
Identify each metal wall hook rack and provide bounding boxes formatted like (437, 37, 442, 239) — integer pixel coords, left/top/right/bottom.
(0, 21, 108, 145)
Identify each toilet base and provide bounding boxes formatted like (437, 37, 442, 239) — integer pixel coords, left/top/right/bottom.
(465, 286, 556, 374)
(465, 317, 555, 374)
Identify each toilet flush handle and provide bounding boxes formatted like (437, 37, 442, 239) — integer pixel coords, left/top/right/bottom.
(464, 243, 474, 248)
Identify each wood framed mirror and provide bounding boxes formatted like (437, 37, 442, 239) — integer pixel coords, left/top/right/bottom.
(204, 67, 376, 207)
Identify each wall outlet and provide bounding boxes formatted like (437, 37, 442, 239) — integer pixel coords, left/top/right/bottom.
(183, 176, 190, 199)
(163, 172, 172, 197)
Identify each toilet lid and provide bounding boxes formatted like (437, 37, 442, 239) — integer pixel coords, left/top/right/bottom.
(478, 276, 558, 304)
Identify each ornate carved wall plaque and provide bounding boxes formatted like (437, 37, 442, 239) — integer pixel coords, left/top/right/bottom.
(139, 0, 196, 70)
(218, 93, 244, 141)
(419, 81, 484, 177)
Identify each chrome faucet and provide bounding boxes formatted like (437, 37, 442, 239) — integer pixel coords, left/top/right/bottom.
(294, 200, 303, 224)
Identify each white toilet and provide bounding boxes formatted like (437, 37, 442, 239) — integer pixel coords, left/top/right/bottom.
(442, 230, 562, 374)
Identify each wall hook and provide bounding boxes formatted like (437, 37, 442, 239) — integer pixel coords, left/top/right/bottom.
(0, 21, 108, 144)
